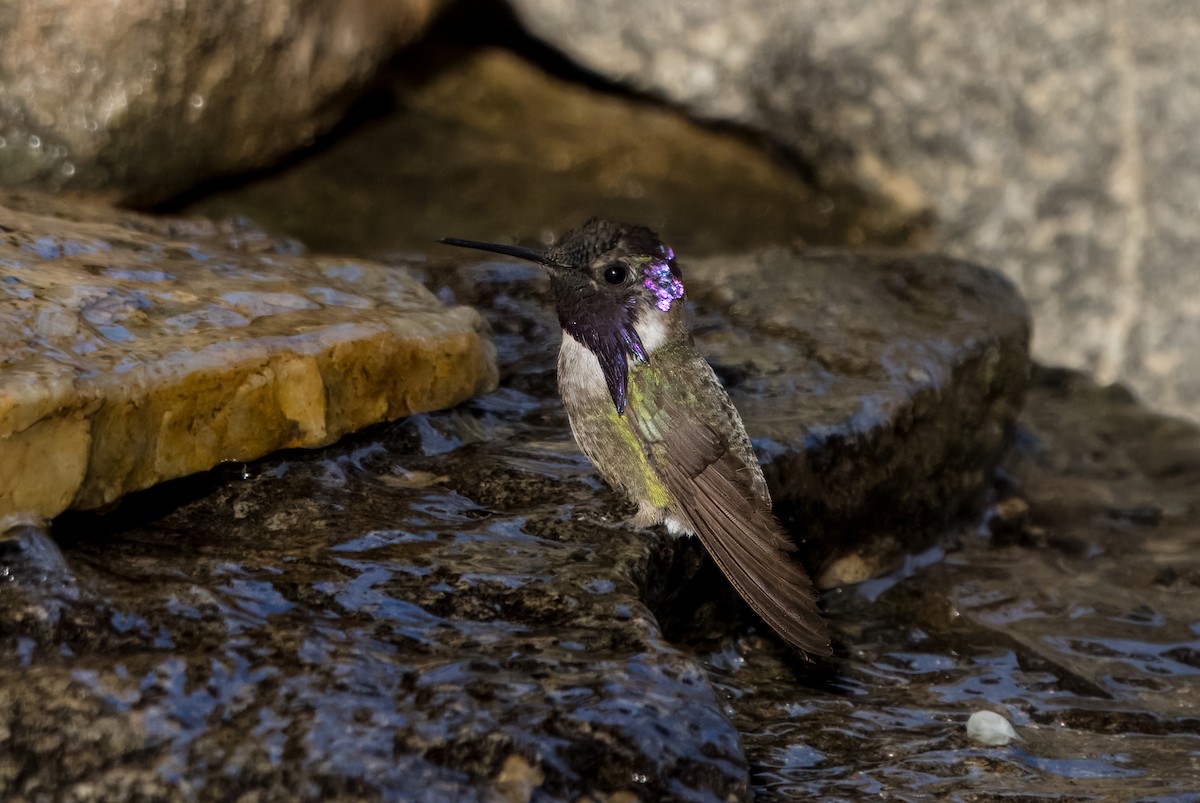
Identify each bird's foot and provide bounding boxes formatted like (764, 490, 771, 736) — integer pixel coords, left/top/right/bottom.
(625, 504, 660, 531)
(622, 502, 693, 539)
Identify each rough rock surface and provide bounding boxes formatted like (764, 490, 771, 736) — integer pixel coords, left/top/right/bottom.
(0, 0, 444, 203)
(711, 366, 1200, 799)
(0, 191, 497, 526)
(434, 247, 1029, 585)
(0, 247, 1032, 801)
(507, 0, 1200, 423)
(685, 248, 1029, 586)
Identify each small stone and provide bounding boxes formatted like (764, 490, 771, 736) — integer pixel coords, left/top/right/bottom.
(966, 710, 1019, 746)
(494, 754, 545, 803)
(817, 552, 878, 589)
(993, 497, 1030, 522)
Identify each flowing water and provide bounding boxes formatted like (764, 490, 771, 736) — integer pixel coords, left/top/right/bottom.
(3, 29, 1198, 802)
(5, 258, 1198, 799)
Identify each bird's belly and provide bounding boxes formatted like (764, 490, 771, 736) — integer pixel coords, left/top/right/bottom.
(557, 338, 675, 522)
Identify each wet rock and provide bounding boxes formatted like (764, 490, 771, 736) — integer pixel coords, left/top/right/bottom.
(973, 367, 1200, 721)
(507, 0, 1200, 424)
(0, 240, 1029, 801)
(11, 238, 1196, 799)
(0, 0, 443, 203)
(430, 246, 1029, 587)
(705, 367, 1200, 799)
(0, 190, 497, 526)
(0, 393, 752, 801)
(682, 249, 1029, 586)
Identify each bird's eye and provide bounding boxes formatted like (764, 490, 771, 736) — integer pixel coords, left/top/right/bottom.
(603, 264, 627, 284)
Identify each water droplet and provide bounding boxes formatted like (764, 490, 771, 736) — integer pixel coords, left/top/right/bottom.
(27, 135, 40, 149)
(61, 162, 75, 177)
(189, 94, 205, 109)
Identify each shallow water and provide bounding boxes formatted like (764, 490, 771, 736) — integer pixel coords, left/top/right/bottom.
(709, 370, 1200, 800)
(8, 24, 1198, 800)
(5, 252, 1198, 799)
(4, 392, 748, 799)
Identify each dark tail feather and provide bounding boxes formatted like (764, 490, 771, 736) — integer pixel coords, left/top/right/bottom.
(661, 434, 830, 656)
(687, 474, 829, 656)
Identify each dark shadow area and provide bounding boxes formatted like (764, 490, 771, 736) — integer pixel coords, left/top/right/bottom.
(151, 0, 617, 215)
(51, 463, 250, 549)
(645, 531, 848, 694)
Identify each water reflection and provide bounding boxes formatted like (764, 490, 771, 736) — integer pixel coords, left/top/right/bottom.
(704, 372, 1200, 799)
(5, 261, 1199, 802)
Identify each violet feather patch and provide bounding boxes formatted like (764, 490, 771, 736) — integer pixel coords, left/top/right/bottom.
(643, 257, 685, 312)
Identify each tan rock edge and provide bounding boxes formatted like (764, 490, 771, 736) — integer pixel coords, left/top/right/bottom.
(0, 192, 497, 526)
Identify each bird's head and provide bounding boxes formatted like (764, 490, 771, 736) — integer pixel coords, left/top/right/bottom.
(442, 219, 686, 413)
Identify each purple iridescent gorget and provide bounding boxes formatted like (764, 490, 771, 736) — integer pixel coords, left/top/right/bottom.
(642, 246, 685, 312)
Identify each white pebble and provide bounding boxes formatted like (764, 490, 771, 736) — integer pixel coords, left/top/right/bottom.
(966, 710, 1018, 746)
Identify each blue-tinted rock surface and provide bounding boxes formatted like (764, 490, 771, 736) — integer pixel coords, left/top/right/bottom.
(0, 246, 1034, 800)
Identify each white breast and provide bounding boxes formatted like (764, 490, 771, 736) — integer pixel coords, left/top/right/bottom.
(557, 332, 608, 401)
(557, 310, 672, 405)
(633, 310, 670, 354)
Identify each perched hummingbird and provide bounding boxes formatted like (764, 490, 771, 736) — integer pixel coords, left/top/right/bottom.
(441, 219, 829, 657)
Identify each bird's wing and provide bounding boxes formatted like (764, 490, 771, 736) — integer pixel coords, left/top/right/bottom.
(655, 418, 830, 657)
(624, 352, 829, 657)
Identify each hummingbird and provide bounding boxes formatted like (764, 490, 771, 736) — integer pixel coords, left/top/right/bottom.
(441, 219, 829, 657)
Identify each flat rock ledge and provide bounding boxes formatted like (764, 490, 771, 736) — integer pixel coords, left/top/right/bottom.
(0, 192, 497, 526)
(685, 249, 1031, 587)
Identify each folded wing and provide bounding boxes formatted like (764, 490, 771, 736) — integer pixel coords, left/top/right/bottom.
(656, 417, 830, 657)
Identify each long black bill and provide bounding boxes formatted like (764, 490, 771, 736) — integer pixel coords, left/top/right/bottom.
(439, 237, 556, 268)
